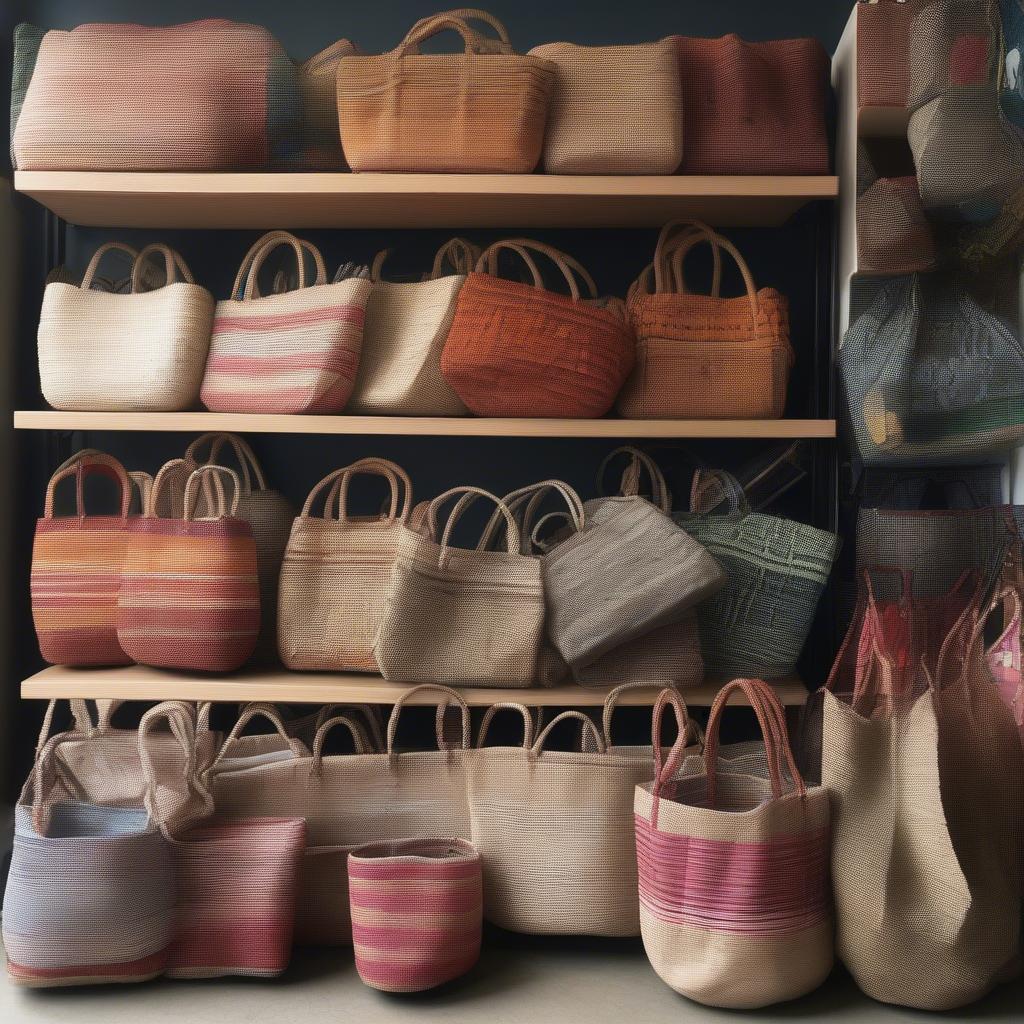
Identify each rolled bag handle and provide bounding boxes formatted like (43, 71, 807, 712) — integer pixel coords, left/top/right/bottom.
(477, 702, 535, 748)
(129, 243, 195, 293)
(400, 9, 513, 55)
(475, 238, 599, 301)
(185, 432, 269, 494)
(530, 710, 606, 756)
(148, 458, 193, 519)
(477, 480, 585, 554)
(601, 681, 693, 750)
(309, 714, 372, 777)
(231, 230, 328, 301)
(628, 221, 723, 303)
(595, 446, 671, 514)
(396, 15, 479, 57)
(648, 687, 694, 829)
(300, 457, 412, 522)
(426, 485, 522, 563)
(182, 465, 241, 520)
(207, 702, 306, 774)
(80, 242, 139, 291)
(385, 684, 471, 754)
(43, 450, 132, 519)
(430, 237, 482, 279)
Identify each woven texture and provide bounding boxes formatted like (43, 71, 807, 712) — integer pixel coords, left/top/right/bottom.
(12, 19, 298, 170)
(201, 232, 370, 414)
(441, 240, 635, 418)
(529, 40, 682, 174)
(337, 14, 554, 172)
(635, 684, 833, 1009)
(574, 617, 704, 689)
(9, 23, 44, 165)
(349, 839, 482, 992)
(674, 34, 828, 175)
(39, 242, 214, 412)
(278, 458, 413, 672)
(857, 0, 925, 108)
(295, 38, 358, 170)
(620, 224, 793, 419)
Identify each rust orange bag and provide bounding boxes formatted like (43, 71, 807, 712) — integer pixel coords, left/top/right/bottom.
(440, 239, 635, 418)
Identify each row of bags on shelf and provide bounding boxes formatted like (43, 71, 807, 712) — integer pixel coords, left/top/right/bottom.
(10, 10, 830, 175)
(5, 680, 837, 1008)
(39, 223, 795, 421)
(31, 439, 840, 684)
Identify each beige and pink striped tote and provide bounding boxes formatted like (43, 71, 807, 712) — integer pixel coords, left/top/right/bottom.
(200, 231, 371, 414)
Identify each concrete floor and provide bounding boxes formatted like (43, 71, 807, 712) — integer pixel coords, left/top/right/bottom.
(2, 932, 1022, 1024)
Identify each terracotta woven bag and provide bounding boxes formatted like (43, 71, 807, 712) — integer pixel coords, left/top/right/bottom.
(31, 451, 134, 666)
(375, 487, 544, 688)
(201, 231, 370, 414)
(858, 0, 927, 109)
(38, 242, 214, 412)
(347, 239, 474, 415)
(184, 433, 295, 663)
(620, 222, 793, 419)
(295, 38, 360, 170)
(337, 12, 554, 172)
(278, 458, 413, 672)
(117, 466, 260, 672)
(674, 34, 829, 175)
(441, 239, 635, 418)
(528, 39, 682, 174)
(635, 683, 833, 1009)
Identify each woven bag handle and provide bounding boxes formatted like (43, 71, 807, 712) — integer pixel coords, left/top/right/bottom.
(385, 684, 471, 754)
(629, 222, 723, 302)
(43, 451, 131, 519)
(983, 587, 1023, 658)
(301, 458, 412, 522)
(319, 461, 402, 521)
(207, 702, 305, 773)
(649, 688, 694, 829)
(477, 702, 534, 748)
(313, 703, 386, 752)
(476, 239, 598, 301)
(665, 230, 760, 330)
(128, 471, 154, 511)
(183, 465, 241, 520)
(933, 575, 1002, 689)
(396, 13, 488, 56)
(80, 242, 140, 291)
(602, 682, 692, 750)
(596, 446, 671, 514)
(129, 243, 194, 292)
(406, 8, 512, 51)
(430, 237, 482, 279)
(34, 699, 97, 757)
(185, 432, 267, 495)
(147, 458, 194, 518)
(29, 730, 105, 833)
(427, 486, 521, 562)
(689, 468, 750, 515)
(239, 231, 328, 301)
(530, 710, 606, 756)
(231, 231, 307, 297)
(309, 714, 371, 776)
(477, 480, 584, 554)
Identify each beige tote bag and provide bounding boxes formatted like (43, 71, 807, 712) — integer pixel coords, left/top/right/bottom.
(529, 40, 682, 174)
(278, 457, 413, 672)
(375, 487, 544, 688)
(345, 239, 474, 415)
(38, 242, 214, 411)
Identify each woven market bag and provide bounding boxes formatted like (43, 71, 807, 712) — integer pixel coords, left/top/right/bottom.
(528, 39, 681, 174)
(674, 34, 829, 175)
(375, 488, 544, 688)
(117, 465, 260, 672)
(349, 839, 482, 992)
(840, 274, 1024, 465)
(857, 0, 927, 109)
(38, 242, 214, 412)
(278, 458, 413, 672)
(295, 38, 360, 170)
(823, 588, 1024, 1009)
(11, 20, 298, 170)
(635, 683, 833, 1009)
(185, 433, 295, 662)
(619, 223, 793, 419)
(2, 730, 175, 987)
(441, 239, 635, 418)
(347, 239, 473, 415)
(31, 451, 135, 666)
(337, 12, 554, 172)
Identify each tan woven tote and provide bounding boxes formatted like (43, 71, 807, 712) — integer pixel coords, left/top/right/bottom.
(296, 38, 360, 170)
(337, 12, 554, 172)
(184, 433, 295, 663)
(529, 40, 682, 174)
(347, 240, 473, 415)
(278, 457, 413, 672)
(375, 487, 544, 688)
(635, 683, 833, 1009)
(38, 242, 214, 411)
(619, 222, 794, 419)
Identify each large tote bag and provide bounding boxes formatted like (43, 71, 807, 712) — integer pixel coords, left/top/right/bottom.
(278, 458, 413, 672)
(201, 231, 371, 414)
(635, 682, 833, 1009)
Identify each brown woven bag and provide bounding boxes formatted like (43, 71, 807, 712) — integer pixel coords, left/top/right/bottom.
(337, 13, 554, 172)
(278, 457, 413, 672)
(857, 0, 927, 109)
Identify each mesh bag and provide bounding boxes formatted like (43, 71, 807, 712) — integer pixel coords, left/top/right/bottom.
(860, 465, 1006, 510)
(293, 38, 360, 170)
(857, 0, 928, 109)
(11, 20, 299, 170)
(840, 274, 1024, 465)
(528, 39, 682, 174)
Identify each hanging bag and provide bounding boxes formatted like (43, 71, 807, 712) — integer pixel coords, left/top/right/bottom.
(278, 458, 413, 672)
(442, 239, 635, 418)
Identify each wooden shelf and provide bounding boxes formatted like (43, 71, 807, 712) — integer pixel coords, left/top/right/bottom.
(13, 410, 837, 440)
(22, 665, 809, 708)
(14, 171, 839, 229)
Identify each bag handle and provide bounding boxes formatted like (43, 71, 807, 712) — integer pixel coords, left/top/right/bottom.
(530, 710, 606, 757)
(312, 703, 386, 752)
(397, 13, 489, 56)
(596, 446, 671, 514)
(309, 714, 371, 777)
(80, 242, 140, 291)
(477, 480, 585, 554)
(43, 450, 131, 519)
(128, 471, 154, 511)
(648, 688, 694, 828)
(34, 699, 97, 757)
(405, 9, 512, 52)
(385, 685, 471, 754)
(602, 682, 692, 750)
(430, 237, 482, 279)
(301, 458, 412, 523)
(234, 231, 328, 301)
(476, 239, 598, 301)
(183, 466, 241, 520)
(934, 579, 1013, 689)
(207, 702, 305, 774)
(477, 702, 534, 748)
(427, 486, 522, 564)
(629, 221, 723, 303)
(689, 468, 751, 516)
(129, 243, 195, 292)
(147, 458, 193, 518)
(185, 432, 268, 495)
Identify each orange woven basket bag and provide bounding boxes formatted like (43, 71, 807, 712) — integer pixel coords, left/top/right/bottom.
(618, 222, 793, 420)
(441, 239, 635, 418)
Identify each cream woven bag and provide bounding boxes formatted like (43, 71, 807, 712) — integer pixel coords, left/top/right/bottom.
(529, 40, 682, 174)
(278, 457, 413, 672)
(375, 487, 544, 688)
(38, 242, 214, 411)
(346, 240, 474, 416)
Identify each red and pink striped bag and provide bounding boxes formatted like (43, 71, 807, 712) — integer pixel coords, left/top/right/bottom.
(200, 231, 370, 414)
(634, 682, 833, 1009)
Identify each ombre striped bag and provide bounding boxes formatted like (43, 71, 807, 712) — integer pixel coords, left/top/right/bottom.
(201, 231, 370, 414)
(117, 465, 260, 672)
(635, 682, 833, 1009)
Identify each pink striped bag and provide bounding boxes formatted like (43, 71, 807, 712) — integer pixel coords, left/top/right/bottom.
(635, 682, 833, 1009)
(348, 838, 482, 993)
(201, 231, 370, 413)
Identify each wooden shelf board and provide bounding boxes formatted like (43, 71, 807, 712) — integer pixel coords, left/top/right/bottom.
(13, 411, 837, 440)
(14, 171, 839, 228)
(22, 665, 809, 708)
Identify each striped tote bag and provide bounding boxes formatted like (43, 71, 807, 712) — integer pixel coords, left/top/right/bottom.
(201, 231, 371, 413)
